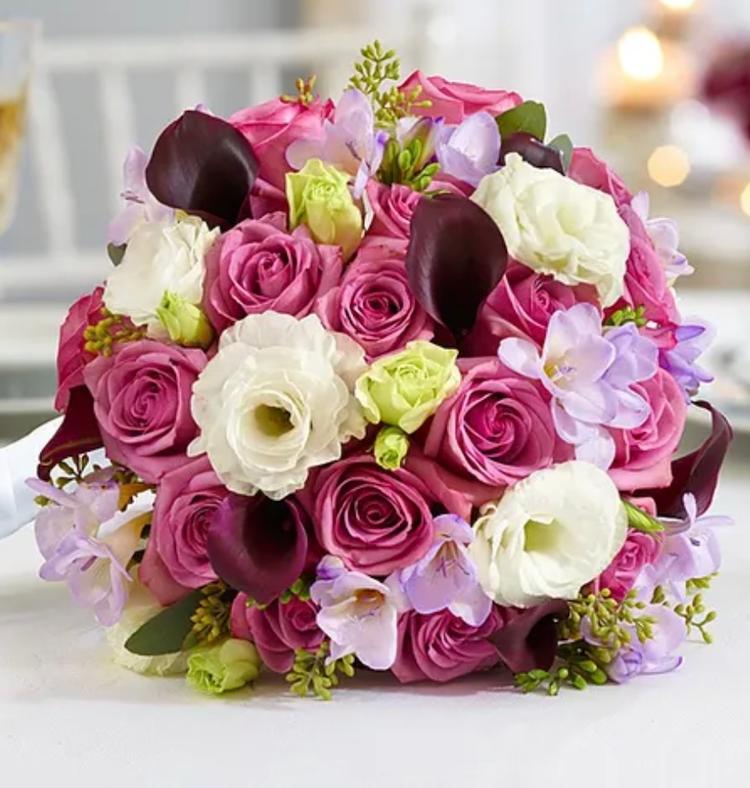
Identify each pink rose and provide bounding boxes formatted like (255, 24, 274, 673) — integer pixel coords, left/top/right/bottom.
(230, 96, 334, 191)
(316, 238, 433, 359)
(398, 71, 522, 124)
(465, 262, 598, 354)
(230, 594, 324, 673)
(392, 607, 505, 683)
(617, 205, 679, 326)
(310, 453, 440, 576)
(365, 180, 421, 241)
(84, 340, 206, 483)
(141, 456, 225, 601)
(54, 286, 105, 412)
(597, 528, 662, 601)
(568, 147, 633, 209)
(608, 369, 687, 491)
(203, 213, 342, 332)
(423, 358, 571, 497)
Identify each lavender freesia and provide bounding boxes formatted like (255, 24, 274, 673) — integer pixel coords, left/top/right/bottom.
(631, 191, 693, 282)
(660, 321, 715, 402)
(310, 555, 406, 670)
(27, 478, 146, 625)
(498, 303, 658, 468)
(435, 111, 501, 186)
(391, 514, 492, 626)
(107, 146, 174, 245)
(286, 88, 387, 197)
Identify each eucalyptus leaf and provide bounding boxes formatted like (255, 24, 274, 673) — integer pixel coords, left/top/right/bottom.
(622, 500, 665, 534)
(496, 100, 547, 142)
(548, 133, 574, 171)
(124, 588, 203, 656)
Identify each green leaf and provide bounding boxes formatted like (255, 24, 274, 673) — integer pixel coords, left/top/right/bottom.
(623, 500, 665, 534)
(548, 133, 573, 171)
(124, 589, 203, 656)
(107, 242, 127, 266)
(496, 100, 547, 142)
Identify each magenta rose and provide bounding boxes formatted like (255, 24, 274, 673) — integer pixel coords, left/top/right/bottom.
(398, 70, 522, 124)
(597, 528, 662, 601)
(568, 147, 633, 209)
(608, 369, 687, 491)
(230, 96, 334, 191)
(424, 358, 570, 498)
(617, 204, 679, 326)
(310, 453, 441, 575)
(84, 340, 206, 483)
(54, 286, 105, 412)
(316, 239, 433, 359)
(230, 594, 324, 673)
(392, 607, 505, 683)
(203, 213, 342, 332)
(141, 455, 225, 602)
(365, 180, 421, 241)
(465, 262, 599, 354)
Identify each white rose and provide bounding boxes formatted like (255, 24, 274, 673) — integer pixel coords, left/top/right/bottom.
(189, 311, 367, 500)
(103, 215, 219, 337)
(471, 153, 629, 306)
(469, 460, 628, 607)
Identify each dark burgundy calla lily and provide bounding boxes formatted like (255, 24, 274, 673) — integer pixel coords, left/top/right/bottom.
(405, 195, 508, 339)
(641, 400, 733, 519)
(145, 110, 259, 230)
(207, 492, 309, 604)
(37, 386, 103, 480)
(492, 600, 569, 673)
(499, 132, 564, 174)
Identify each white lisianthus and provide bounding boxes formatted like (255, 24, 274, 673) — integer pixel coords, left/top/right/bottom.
(103, 215, 219, 337)
(471, 153, 629, 306)
(469, 461, 628, 608)
(189, 312, 367, 500)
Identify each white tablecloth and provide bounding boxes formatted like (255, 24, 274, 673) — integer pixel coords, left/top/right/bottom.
(2, 450, 749, 788)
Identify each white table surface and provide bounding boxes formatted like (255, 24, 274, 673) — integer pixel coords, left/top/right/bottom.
(1, 442, 749, 788)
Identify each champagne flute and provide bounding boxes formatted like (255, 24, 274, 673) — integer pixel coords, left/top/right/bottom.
(0, 20, 38, 236)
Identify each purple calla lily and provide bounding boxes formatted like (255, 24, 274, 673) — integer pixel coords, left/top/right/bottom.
(207, 492, 309, 604)
(146, 110, 259, 230)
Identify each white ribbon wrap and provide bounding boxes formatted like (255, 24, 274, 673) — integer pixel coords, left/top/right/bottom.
(0, 418, 62, 539)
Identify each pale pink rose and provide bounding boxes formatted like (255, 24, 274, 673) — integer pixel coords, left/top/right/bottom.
(203, 213, 342, 332)
(423, 358, 571, 499)
(54, 286, 105, 412)
(465, 262, 599, 354)
(230, 96, 334, 191)
(316, 238, 433, 359)
(617, 204, 680, 326)
(608, 369, 687, 491)
(230, 594, 324, 673)
(597, 528, 662, 600)
(141, 456, 225, 601)
(365, 180, 422, 241)
(84, 340, 206, 483)
(392, 607, 505, 683)
(568, 147, 633, 209)
(398, 71, 522, 124)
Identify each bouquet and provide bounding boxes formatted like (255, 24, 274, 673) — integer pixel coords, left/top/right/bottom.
(28, 41, 733, 698)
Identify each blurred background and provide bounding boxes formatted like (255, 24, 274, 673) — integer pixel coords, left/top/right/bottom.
(0, 0, 749, 445)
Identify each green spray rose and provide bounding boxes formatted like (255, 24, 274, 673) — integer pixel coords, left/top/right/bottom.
(355, 341, 460, 434)
(186, 638, 261, 695)
(286, 158, 363, 260)
(156, 291, 214, 349)
(373, 426, 410, 470)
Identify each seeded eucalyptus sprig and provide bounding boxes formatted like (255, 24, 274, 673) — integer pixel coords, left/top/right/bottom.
(83, 309, 146, 357)
(653, 575, 719, 644)
(348, 40, 430, 126)
(286, 641, 356, 700)
(606, 304, 648, 328)
(516, 643, 608, 696)
(185, 581, 233, 648)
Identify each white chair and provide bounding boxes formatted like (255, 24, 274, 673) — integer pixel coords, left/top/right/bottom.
(0, 19, 438, 303)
